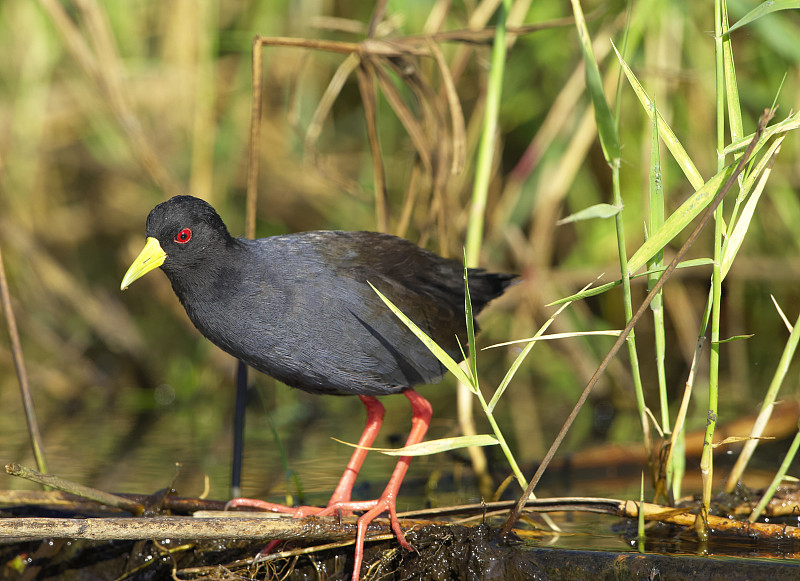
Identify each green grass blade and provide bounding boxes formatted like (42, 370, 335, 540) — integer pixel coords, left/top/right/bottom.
(549, 258, 714, 305)
(727, 0, 800, 35)
(612, 43, 704, 190)
(346, 434, 500, 456)
(487, 330, 622, 349)
(627, 162, 735, 274)
(748, 426, 800, 522)
(648, 98, 669, 433)
(574, 1, 647, 456)
(557, 203, 622, 224)
(465, 0, 511, 265)
(571, 0, 620, 163)
(488, 297, 577, 412)
(714, 334, 754, 344)
(727, 307, 800, 493)
(648, 103, 665, 266)
(723, 109, 800, 155)
(463, 255, 478, 384)
(370, 282, 474, 389)
(722, 137, 784, 278)
(721, 2, 743, 146)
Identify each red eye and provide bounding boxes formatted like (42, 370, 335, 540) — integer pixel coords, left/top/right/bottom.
(174, 228, 192, 244)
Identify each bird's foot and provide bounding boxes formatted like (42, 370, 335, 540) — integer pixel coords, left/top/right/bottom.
(293, 495, 414, 581)
(345, 492, 413, 581)
(226, 497, 365, 518)
(226, 495, 410, 581)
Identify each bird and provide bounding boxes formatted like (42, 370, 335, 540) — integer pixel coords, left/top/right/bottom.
(120, 195, 516, 580)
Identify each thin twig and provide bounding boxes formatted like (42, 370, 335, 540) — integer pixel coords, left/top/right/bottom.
(0, 250, 48, 476)
(6, 463, 144, 514)
(246, 36, 263, 241)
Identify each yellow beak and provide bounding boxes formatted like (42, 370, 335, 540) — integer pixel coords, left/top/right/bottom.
(120, 237, 167, 290)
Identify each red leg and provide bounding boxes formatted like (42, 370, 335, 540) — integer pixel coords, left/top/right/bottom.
(228, 395, 385, 516)
(324, 395, 385, 508)
(349, 389, 432, 581)
(228, 391, 432, 581)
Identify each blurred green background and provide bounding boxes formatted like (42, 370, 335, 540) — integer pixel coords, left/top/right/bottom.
(1, 0, 799, 507)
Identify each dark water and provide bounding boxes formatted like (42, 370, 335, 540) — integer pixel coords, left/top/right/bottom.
(1, 382, 480, 506)
(5, 373, 800, 574)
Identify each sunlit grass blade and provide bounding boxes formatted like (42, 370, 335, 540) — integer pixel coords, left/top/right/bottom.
(612, 42, 703, 190)
(369, 282, 474, 389)
(726, 0, 800, 35)
(713, 334, 754, 344)
(722, 138, 784, 278)
(486, 330, 622, 349)
(748, 423, 800, 522)
(488, 286, 588, 412)
(725, 306, 800, 492)
(571, 0, 619, 163)
(463, 255, 478, 384)
(465, 0, 510, 264)
(647, 97, 669, 435)
(549, 258, 714, 305)
(725, 127, 785, 247)
(699, 0, 729, 536)
(573, 2, 650, 465)
(330, 434, 500, 456)
(722, 109, 800, 155)
(772, 295, 793, 333)
(627, 162, 735, 275)
(557, 203, 621, 225)
(720, 1, 743, 148)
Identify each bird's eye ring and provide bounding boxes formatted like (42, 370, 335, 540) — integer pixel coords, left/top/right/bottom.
(175, 228, 192, 244)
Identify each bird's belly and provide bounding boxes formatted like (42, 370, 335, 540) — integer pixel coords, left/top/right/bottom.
(193, 311, 445, 396)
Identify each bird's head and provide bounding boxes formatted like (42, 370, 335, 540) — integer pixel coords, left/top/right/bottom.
(121, 195, 233, 290)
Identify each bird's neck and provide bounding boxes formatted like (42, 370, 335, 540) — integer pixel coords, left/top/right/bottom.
(166, 239, 246, 307)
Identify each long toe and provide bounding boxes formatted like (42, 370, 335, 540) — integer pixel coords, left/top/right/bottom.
(229, 497, 345, 518)
(350, 494, 413, 581)
(226, 498, 298, 514)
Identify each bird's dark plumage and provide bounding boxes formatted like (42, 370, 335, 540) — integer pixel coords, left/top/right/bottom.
(123, 195, 515, 396)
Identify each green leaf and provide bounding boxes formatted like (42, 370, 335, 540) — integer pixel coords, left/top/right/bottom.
(722, 137, 785, 279)
(648, 101, 664, 254)
(723, 109, 800, 155)
(627, 162, 736, 275)
(727, 1, 800, 35)
(613, 43, 704, 190)
(488, 289, 583, 411)
(332, 434, 499, 456)
(548, 258, 714, 305)
(721, 2, 744, 147)
(557, 203, 621, 224)
(714, 334, 754, 344)
(571, 0, 620, 162)
(463, 252, 478, 385)
(487, 330, 622, 349)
